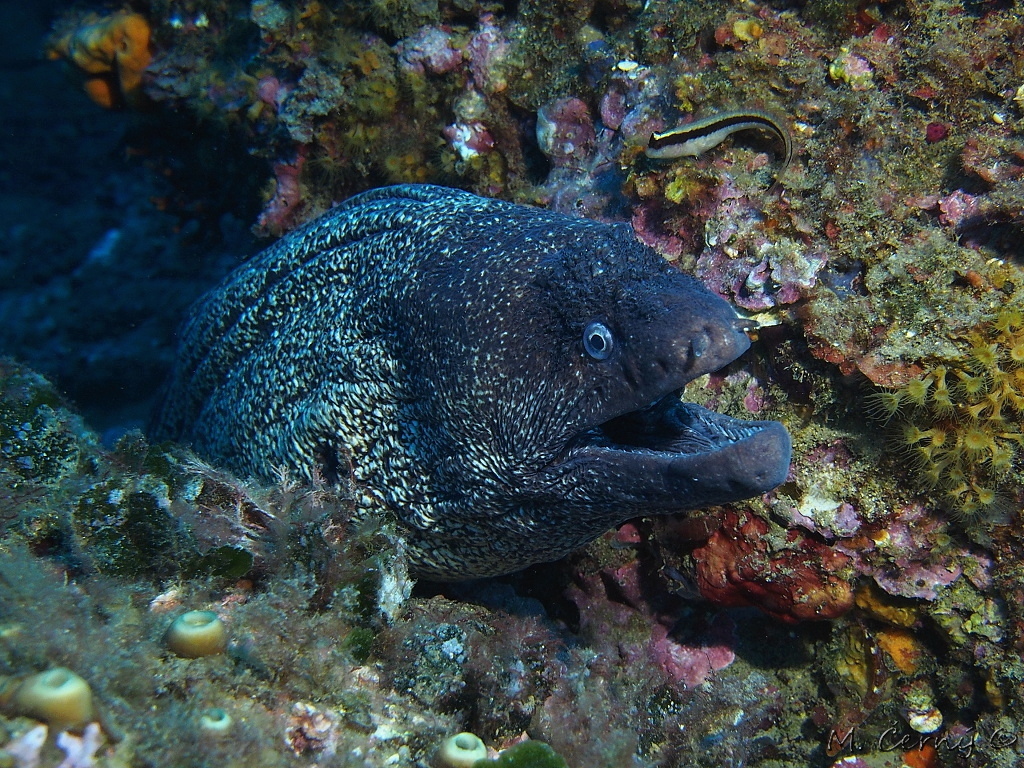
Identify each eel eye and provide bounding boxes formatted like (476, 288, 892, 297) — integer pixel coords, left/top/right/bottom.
(691, 331, 711, 359)
(583, 321, 613, 360)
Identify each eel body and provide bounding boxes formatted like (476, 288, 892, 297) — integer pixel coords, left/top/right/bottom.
(153, 185, 791, 580)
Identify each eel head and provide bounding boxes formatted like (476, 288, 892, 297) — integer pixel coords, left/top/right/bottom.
(526, 232, 791, 516)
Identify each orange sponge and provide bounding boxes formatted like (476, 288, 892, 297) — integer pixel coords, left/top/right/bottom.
(48, 11, 152, 108)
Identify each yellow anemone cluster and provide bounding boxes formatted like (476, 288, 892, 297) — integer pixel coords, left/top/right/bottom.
(870, 307, 1024, 517)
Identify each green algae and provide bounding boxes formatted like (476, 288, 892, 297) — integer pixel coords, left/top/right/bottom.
(479, 740, 567, 768)
(0, 360, 95, 501)
(75, 482, 183, 578)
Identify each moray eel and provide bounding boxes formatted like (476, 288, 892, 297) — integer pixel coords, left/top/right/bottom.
(153, 185, 791, 580)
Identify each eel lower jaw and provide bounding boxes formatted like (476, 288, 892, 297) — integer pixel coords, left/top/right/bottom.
(564, 391, 792, 507)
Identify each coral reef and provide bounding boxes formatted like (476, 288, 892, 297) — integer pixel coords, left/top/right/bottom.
(8, 0, 1024, 764)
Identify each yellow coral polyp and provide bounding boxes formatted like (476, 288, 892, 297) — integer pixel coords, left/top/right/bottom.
(903, 376, 933, 406)
(1006, 374, 1024, 409)
(969, 338, 1000, 369)
(973, 485, 996, 506)
(384, 151, 431, 184)
(944, 480, 969, 500)
(1000, 431, 1024, 446)
(866, 389, 905, 421)
(992, 307, 1023, 333)
(945, 464, 968, 486)
(956, 371, 986, 398)
(963, 400, 989, 421)
(990, 444, 1014, 470)
(959, 426, 994, 459)
(873, 307, 1024, 520)
(920, 464, 943, 487)
(903, 425, 930, 445)
(958, 495, 982, 517)
(352, 50, 382, 76)
(47, 11, 152, 109)
(926, 367, 953, 412)
(931, 390, 953, 412)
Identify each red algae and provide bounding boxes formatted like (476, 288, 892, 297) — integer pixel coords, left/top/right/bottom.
(692, 510, 854, 623)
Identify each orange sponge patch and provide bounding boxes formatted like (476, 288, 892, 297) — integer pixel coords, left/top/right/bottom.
(48, 11, 152, 108)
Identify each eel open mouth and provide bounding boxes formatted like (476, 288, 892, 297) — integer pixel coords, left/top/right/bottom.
(566, 389, 792, 509)
(596, 390, 763, 455)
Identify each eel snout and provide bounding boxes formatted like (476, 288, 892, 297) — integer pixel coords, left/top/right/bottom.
(661, 408, 792, 504)
(563, 294, 791, 510)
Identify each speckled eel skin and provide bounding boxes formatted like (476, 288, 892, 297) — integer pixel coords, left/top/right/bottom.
(153, 185, 791, 580)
